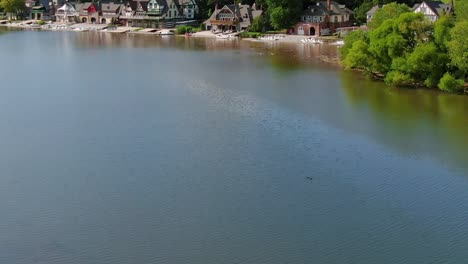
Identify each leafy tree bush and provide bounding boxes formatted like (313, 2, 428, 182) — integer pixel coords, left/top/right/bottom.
(176, 25, 197, 34)
(438, 73, 464, 92)
(448, 20, 468, 76)
(266, 0, 303, 30)
(239, 32, 262, 38)
(249, 15, 268, 33)
(368, 3, 411, 29)
(0, 0, 25, 19)
(340, 30, 368, 58)
(341, 5, 465, 92)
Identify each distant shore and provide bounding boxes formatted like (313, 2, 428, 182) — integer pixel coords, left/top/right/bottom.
(1, 21, 343, 65)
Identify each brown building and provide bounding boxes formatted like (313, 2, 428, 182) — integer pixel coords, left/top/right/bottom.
(291, 0, 353, 36)
(204, 3, 263, 32)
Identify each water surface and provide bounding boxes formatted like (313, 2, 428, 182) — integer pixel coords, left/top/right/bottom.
(1, 31, 468, 264)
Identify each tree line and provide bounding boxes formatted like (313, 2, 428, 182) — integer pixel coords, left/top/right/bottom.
(341, 1, 467, 93)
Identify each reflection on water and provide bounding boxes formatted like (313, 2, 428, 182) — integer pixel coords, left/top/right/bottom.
(1, 29, 466, 170)
(2, 29, 462, 170)
(340, 71, 468, 170)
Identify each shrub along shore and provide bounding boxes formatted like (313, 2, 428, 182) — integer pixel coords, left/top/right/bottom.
(341, 3, 467, 94)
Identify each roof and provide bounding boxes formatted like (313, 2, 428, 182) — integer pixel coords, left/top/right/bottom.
(302, 1, 354, 17)
(56, 2, 79, 15)
(150, 0, 168, 14)
(75, 2, 97, 15)
(366, 4, 382, 15)
(57, 2, 76, 12)
(101, 2, 122, 13)
(417, 1, 453, 16)
(121, 1, 136, 15)
(205, 4, 262, 27)
(136, 0, 149, 12)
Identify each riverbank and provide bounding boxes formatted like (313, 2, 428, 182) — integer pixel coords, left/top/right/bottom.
(0, 21, 174, 35)
(1, 22, 343, 44)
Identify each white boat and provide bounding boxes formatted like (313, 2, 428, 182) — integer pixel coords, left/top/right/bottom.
(159, 30, 174, 35)
(308, 38, 323, 44)
(216, 34, 232, 39)
(334, 40, 345, 46)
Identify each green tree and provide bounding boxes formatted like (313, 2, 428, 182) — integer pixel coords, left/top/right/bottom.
(354, 0, 375, 25)
(249, 15, 269, 33)
(453, 0, 468, 21)
(0, 0, 25, 18)
(342, 10, 456, 90)
(340, 29, 369, 59)
(448, 20, 468, 76)
(438, 72, 464, 92)
(368, 2, 411, 29)
(343, 39, 375, 73)
(406, 43, 449, 87)
(266, 0, 303, 30)
(433, 15, 454, 51)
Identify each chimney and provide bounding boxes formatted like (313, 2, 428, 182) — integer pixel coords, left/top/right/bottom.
(327, 0, 331, 13)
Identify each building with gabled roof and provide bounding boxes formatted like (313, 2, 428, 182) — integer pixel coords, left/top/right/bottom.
(366, 4, 382, 24)
(413, 1, 453, 22)
(55, 2, 79, 22)
(204, 3, 263, 32)
(75, 2, 99, 23)
(292, 0, 354, 36)
(101, 2, 123, 24)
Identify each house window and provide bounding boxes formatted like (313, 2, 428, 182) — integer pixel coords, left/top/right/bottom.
(420, 7, 426, 13)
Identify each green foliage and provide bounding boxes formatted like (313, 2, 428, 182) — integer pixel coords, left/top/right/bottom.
(341, 7, 465, 93)
(454, 0, 468, 21)
(340, 29, 368, 59)
(368, 2, 411, 29)
(438, 72, 464, 92)
(249, 15, 268, 33)
(433, 15, 454, 51)
(239, 31, 263, 38)
(176, 25, 200, 34)
(354, 0, 375, 25)
(0, 0, 25, 15)
(37, 20, 46, 25)
(448, 20, 468, 76)
(406, 43, 448, 87)
(384, 70, 414, 86)
(266, 0, 303, 30)
(343, 39, 373, 71)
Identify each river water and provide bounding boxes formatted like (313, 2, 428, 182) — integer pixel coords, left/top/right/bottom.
(1, 30, 468, 264)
